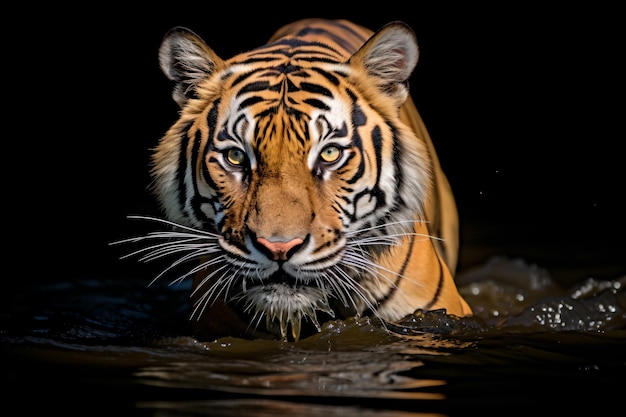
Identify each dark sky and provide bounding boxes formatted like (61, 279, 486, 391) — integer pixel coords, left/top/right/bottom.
(20, 4, 624, 288)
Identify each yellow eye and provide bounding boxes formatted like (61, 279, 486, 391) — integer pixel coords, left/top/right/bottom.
(226, 148, 246, 166)
(319, 146, 341, 163)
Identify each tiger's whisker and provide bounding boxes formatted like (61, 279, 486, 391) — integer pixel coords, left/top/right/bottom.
(329, 265, 389, 329)
(341, 251, 426, 301)
(344, 219, 427, 236)
(125, 215, 220, 236)
(349, 232, 443, 245)
(150, 253, 224, 287)
(191, 266, 237, 320)
(133, 244, 216, 263)
(324, 269, 359, 310)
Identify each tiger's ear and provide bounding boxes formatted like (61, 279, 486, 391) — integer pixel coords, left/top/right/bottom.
(159, 27, 225, 108)
(349, 21, 419, 106)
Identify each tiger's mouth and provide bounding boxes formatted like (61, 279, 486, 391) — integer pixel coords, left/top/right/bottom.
(237, 270, 335, 341)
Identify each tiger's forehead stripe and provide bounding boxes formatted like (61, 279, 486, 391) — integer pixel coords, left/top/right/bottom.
(216, 65, 349, 148)
(311, 68, 341, 86)
(246, 38, 345, 59)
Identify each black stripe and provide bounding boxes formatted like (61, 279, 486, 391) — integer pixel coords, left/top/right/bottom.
(300, 82, 332, 97)
(363, 237, 444, 316)
(195, 104, 221, 224)
(422, 259, 444, 311)
(371, 126, 383, 186)
(361, 233, 416, 318)
(311, 68, 339, 86)
(379, 233, 415, 304)
(344, 99, 366, 185)
(390, 125, 406, 206)
(188, 129, 203, 220)
(294, 23, 366, 54)
(237, 80, 270, 95)
(176, 123, 192, 216)
(303, 98, 329, 111)
(239, 96, 264, 108)
(262, 39, 341, 59)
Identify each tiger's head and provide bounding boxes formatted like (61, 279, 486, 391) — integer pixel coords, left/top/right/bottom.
(150, 20, 439, 341)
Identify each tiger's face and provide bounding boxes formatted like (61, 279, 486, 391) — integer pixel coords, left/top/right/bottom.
(150, 21, 437, 340)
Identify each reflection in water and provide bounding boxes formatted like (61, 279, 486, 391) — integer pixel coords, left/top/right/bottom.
(136, 332, 448, 400)
(1, 257, 624, 416)
(137, 399, 447, 417)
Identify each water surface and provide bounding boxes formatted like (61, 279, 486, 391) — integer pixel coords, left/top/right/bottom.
(2, 255, 624, 416)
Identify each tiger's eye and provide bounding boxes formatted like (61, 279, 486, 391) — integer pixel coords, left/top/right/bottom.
(320, 146, 341, 163)
(226, 148, 245, 165)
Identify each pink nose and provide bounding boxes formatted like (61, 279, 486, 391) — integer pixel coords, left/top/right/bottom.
(256, 237, 304, 261)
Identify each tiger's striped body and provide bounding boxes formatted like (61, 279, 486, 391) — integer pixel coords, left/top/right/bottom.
(152, 19, 471, 341)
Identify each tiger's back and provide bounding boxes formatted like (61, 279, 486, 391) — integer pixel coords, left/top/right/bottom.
(151, 18, 471, 341)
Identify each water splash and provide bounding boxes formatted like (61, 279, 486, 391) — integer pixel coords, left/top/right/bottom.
(455, 256, 625, 332)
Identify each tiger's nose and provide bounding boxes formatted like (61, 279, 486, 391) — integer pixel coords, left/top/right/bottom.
(256, 237, 304, 261)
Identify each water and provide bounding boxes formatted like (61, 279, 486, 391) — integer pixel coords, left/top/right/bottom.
(2, 254, 624, 416)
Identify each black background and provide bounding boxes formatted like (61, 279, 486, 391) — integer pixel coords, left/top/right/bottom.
(17, 4, 624, 291)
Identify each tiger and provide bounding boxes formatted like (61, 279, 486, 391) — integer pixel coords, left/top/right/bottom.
(146, 18, 472, 342)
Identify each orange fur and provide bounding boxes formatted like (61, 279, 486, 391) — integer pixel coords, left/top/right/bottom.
(152, 19, 472, 341)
